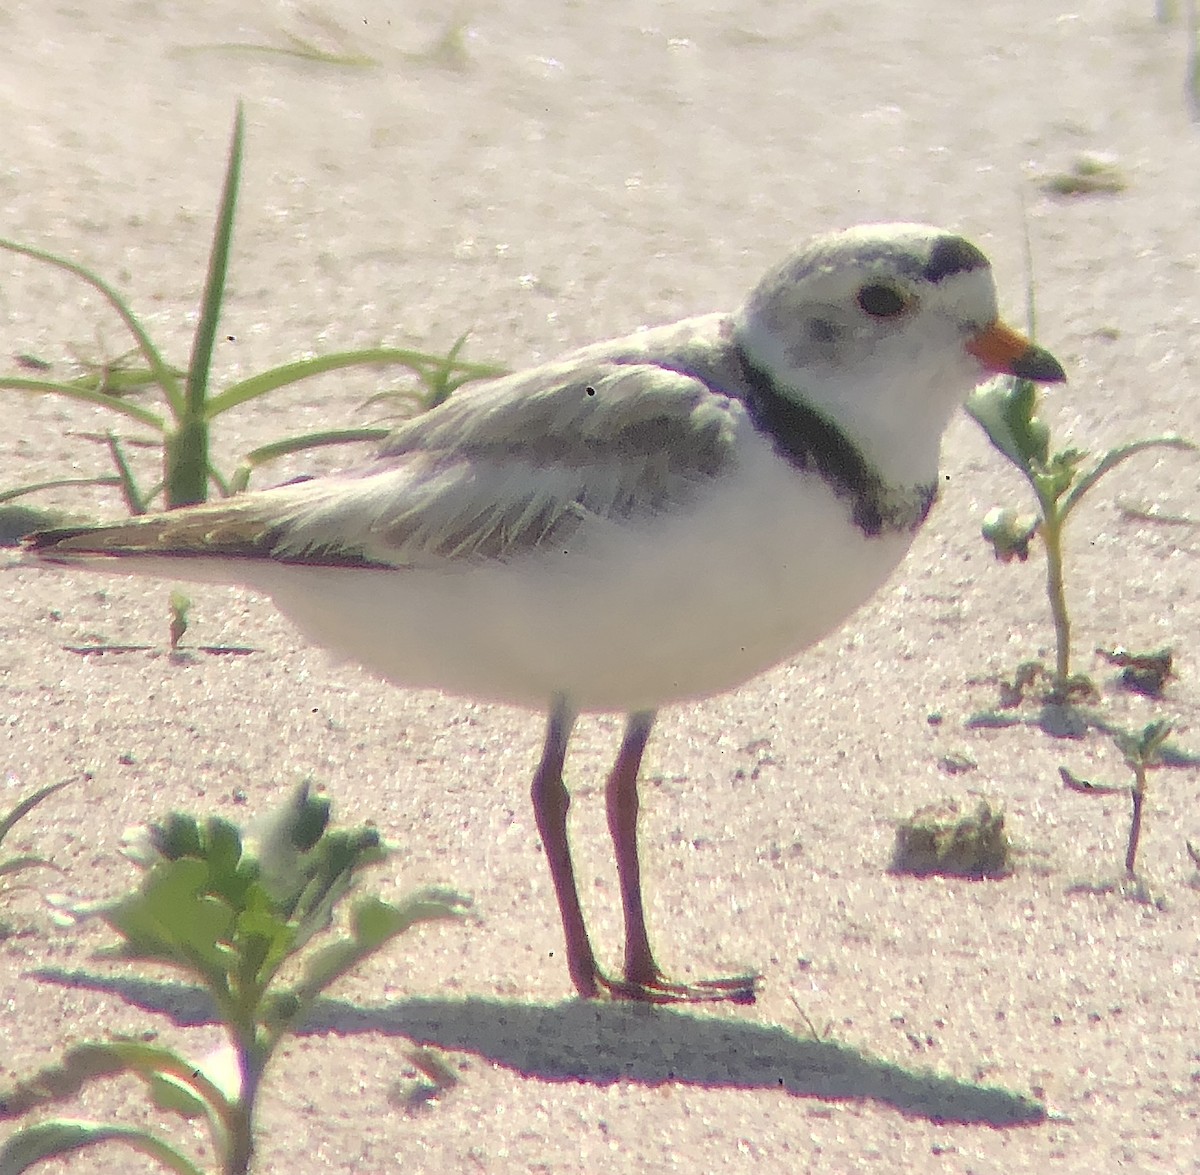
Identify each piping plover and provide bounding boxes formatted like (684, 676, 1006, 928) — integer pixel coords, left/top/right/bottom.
(28, 223, 1065, 1002)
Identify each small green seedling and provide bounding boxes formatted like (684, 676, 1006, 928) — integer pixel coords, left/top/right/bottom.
(1, 104, 503, 514)
(1061, 720, 1172, 883)
(1040, 152, 1128, 197)
(0, 783, 469, 1174)
(967, 374, 1196, 703)
(1187, 839, 1200, 882)
(0, 779, 70, 900)
(889, 798, 1013, 879)
(167, 591, 191, 653)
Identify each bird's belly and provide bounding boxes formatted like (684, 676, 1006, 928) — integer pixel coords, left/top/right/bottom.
(255, 455, 922, 713)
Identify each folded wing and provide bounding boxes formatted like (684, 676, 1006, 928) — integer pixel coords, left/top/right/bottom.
(28, 361, 742, 571)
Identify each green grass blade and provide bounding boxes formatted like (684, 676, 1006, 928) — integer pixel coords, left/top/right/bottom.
(420, 331, 472, 408)
(176, 39, 378, 67)
(228, 427, 389, 490)
(186, 104, 243, 422)
(0, 478, 120, 506)
(204, 348, 504, 418)
(104, 433, 149, 515)
(0, 1122, 203, 1175)
(66, 362, 187, 396)
(0, 779, 70, 844)
(0, 377, 166, 430)
(167, 104, 244, 507)
(0, 241, 182, 417)
(206, 464, 233, 498)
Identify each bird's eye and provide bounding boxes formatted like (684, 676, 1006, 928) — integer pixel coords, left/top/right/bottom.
(856, 283, 909, 318)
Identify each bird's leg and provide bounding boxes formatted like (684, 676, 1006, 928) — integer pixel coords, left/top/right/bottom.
(532, 700, 758, 1003)
(604, 710, 658, 985)
(531, 697, 602, 998)
(604, 711, 760, 1004)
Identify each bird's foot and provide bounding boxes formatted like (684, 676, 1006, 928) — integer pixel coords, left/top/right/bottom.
(592, 965, 760, 1005)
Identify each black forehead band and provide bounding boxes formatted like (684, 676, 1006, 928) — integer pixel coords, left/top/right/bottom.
(922, 236, 990, 283)
(778, 235, 990, 288)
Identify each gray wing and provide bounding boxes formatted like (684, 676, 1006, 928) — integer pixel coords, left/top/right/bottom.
(29, 358, 743, 570)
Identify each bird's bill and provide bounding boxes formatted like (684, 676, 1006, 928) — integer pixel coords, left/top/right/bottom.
(966, 320, 1066, 383)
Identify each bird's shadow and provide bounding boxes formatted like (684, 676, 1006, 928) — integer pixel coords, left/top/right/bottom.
(27, 967, 1044, 1128)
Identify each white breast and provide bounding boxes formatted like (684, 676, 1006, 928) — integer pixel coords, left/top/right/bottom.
(250, 426, 921, 713)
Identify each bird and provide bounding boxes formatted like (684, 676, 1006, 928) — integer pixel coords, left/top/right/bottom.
(26, 223, 1066, 1003)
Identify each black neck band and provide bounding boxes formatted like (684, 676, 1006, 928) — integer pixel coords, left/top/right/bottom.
(732, 343, 935, 537)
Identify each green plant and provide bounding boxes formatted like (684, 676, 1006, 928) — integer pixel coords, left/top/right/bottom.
(168, 591, 192, 653)
(0, 779, 70, 895)
(180, 32, 379, 68)
(1115, 721, 1171, 876)
(1040, 152, 1128, 197)
(0, 783, 469, 1174)
(967, 375, 1195, 703)
(0, 104, 504, 514)
(1061, 721, 1172, 883)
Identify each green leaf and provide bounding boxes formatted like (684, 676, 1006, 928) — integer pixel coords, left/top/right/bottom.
(965, 376, 1050, 474)
(1032, 449, 1086, 504)
(227, 426, 389, 493)
(204, 347, 503, 418)
(0, 374, 166, 430)
(104, 432, 149, 515)
(67, 358, 186, 395)
(233, 884, 297, 986)
(286, 889, 469, 1008)
(242, 785, 388, 949)
(177, 36, 378, 68)
(200, 817, 249, 901)
(0, 240, 183, 417)
(249, 783, 330, 867)
(246, 783, 334, 911)
(0, 1121, 203, 1175)
(288, 787, 331, 853)
(1060, 434, 1198, 521)
(0, 1039, 227, 1123)
(149, 812, 204, 862)
(419, 331, 477, 408)
(287, 828, 387, 948)
(259, 990, 302, 1029)
(100, 857, 237, 979)
(147, 1071, 209, 1119)
(1115, 720, 1173, 769)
